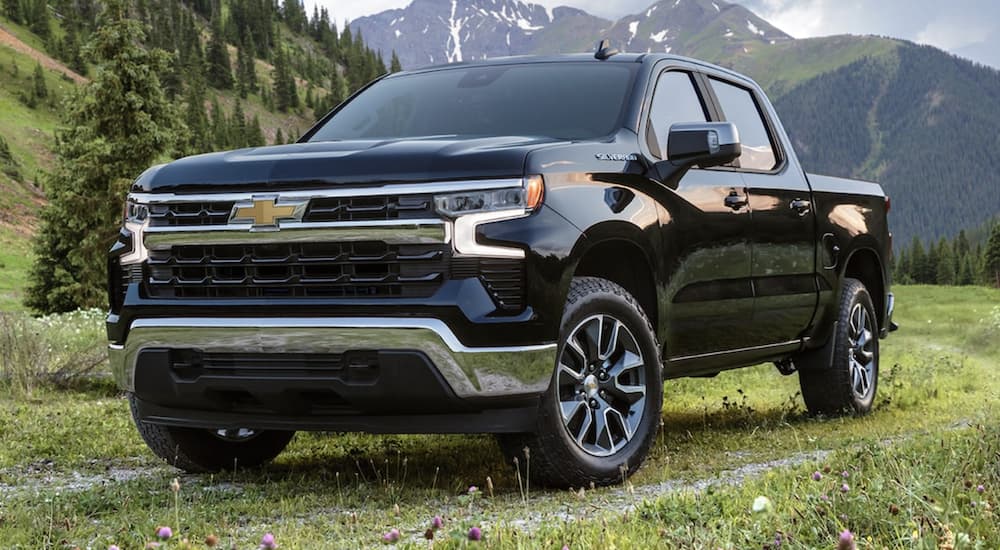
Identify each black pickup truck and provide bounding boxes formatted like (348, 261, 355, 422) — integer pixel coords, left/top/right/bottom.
(108, 47, 894, 487)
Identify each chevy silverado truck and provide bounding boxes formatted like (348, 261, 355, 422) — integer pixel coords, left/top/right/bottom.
(108, 46, 894, 487)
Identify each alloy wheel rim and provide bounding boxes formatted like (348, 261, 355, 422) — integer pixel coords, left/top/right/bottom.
(847, 303, 876, 400)
(557, 314, 647, 457)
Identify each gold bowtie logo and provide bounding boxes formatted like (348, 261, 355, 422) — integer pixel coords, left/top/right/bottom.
(229, 197, 306, 230)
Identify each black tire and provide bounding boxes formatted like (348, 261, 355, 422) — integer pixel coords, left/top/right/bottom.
(798, 278, 879, 416)
(499, 277, 663, 488)
(128, 394, 294, 472)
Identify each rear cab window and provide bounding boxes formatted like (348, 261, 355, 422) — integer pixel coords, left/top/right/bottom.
(707, 77, 778, 171)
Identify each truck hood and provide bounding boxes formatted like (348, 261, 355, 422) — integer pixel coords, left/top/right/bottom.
(132, 136, 566, 192)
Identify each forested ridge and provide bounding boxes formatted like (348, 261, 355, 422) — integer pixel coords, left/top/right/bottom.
(0, 0, 398, 311)
(773, 43, 1000, 244)
(0, 0, 393, 187)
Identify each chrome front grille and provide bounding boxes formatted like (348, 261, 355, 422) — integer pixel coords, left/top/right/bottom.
(304, 195, 434, 222)
(145, 242, 450, 299)
(148, 202, 235, 227)
(145, 195, 435, 227)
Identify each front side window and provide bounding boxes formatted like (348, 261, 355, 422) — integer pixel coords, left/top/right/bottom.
(647, 71, 708, 158)
(308, 63, 638, 142)
(708, 78, 778, 171)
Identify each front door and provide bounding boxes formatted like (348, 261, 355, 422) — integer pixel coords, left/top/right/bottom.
(643, 69, 756, 361)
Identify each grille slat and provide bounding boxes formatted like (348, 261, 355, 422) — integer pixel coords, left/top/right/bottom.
(146, 242, 448, 299)
(146, 195, 435, 228)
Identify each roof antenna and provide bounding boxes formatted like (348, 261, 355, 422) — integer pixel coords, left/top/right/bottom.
(594, 39, 619, 60)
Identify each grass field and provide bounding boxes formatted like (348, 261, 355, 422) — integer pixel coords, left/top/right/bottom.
(0, 285, 997, 548)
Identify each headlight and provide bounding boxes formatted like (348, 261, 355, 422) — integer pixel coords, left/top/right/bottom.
(123, 198, 149, 223)
(436, 176, 544, 258)
(120, 196, 150, 265)
(434, 175, 544, 217)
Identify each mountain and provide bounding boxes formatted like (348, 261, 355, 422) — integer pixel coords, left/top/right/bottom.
(348, 0, 608, 68)
(348, 0, 790, 69)
(773, 42, 1000, 243)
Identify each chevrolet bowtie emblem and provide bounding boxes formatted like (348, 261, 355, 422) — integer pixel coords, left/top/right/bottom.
(229, 196, 307, 230)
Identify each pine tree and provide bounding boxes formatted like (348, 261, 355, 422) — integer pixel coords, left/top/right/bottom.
(183, 80, 210, 155)
(32, 62, 47, 101)
(957, 254, 975, 286)
(274, 127, 285, 145)
(27, 0, 51, 41)
(26, 0, 177, 312)
(206, 12, 234, 89)
(909, 236, 927, 284)
(390, 50, 402, 73)
(248, 114, 265, 147)
(62, 24, 87, 75)
(272, 43, 298, 112)
(209, 97, 228, 149)
(3, 0, 22, 23)
(935, 238, 955, 285)
(235, 29, 258, 98)
(231, 100, 247, 147)
(0, 134, 22, 181)
(985, 223, 1000, 288)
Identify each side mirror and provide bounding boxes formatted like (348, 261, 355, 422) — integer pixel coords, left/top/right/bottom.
(650, 122, 742, 183)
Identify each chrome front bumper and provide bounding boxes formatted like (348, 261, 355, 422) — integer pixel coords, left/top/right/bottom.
(109, 317, 557, 399)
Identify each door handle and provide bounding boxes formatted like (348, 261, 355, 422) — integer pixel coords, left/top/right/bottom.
(789, 198, 811, 216)
(724, 191, 748, 210)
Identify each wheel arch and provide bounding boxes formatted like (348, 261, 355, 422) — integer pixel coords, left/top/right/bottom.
(569, 228, 660, 338)
(841, 246, 886, 332)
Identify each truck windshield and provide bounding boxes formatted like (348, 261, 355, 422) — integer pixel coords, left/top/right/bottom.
(307, 62, 637, 142)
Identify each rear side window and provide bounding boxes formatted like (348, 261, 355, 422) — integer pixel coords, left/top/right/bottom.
(647, 71, 707, 158)
(708, 78, 777, 171)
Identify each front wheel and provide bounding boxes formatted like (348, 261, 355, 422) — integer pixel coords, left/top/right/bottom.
(798, 278, 879, 416)
(499, 277, 663, 488)
(128, 394, 294, 472)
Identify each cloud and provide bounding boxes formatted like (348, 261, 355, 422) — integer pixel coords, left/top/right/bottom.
(915, 15, 992, 51)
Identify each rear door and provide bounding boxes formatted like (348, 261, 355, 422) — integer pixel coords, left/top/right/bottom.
(703, 76, 818, 345)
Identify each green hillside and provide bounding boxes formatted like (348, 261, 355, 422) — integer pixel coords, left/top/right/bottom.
(0, 0, 391, 310)
(772, 41, 1000, 243)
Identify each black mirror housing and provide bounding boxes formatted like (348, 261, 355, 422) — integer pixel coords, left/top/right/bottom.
(667, 122, 741, 167)
(649, 122, 742, 184)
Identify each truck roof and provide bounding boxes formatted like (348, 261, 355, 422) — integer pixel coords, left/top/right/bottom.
(394, 52, 749, 83)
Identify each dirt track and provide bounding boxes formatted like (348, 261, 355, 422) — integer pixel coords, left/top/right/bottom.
(0, 24, 87, 84)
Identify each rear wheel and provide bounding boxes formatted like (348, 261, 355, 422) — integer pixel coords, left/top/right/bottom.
(798, 278, 879, 416)
(128, 394, 294, 472)
(499, 277, 662, 487)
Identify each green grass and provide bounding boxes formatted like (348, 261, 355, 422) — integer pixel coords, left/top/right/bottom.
(0, 285, 997, 548)
(0, 225, 33, 311)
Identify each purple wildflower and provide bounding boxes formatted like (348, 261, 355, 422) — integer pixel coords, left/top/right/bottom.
(431, 516, 443, 530)
(156, 526, 173, 540)
(841, 471, 850, 479)
(468, 485, 478, 494)
(109, 546, 121, 550)
(382, 528, 400, 543)
(837, 530, 856, 550)
(977, 484, 985, 494)
(841, 483, 850, 493)
(468, 526, 482, 541)
(812, 471, 822, 481)
(820, 493, 830, 501)
(260, 532, 277, 550)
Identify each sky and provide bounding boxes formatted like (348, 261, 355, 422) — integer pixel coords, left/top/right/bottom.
(307, 0, 1000, 70)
